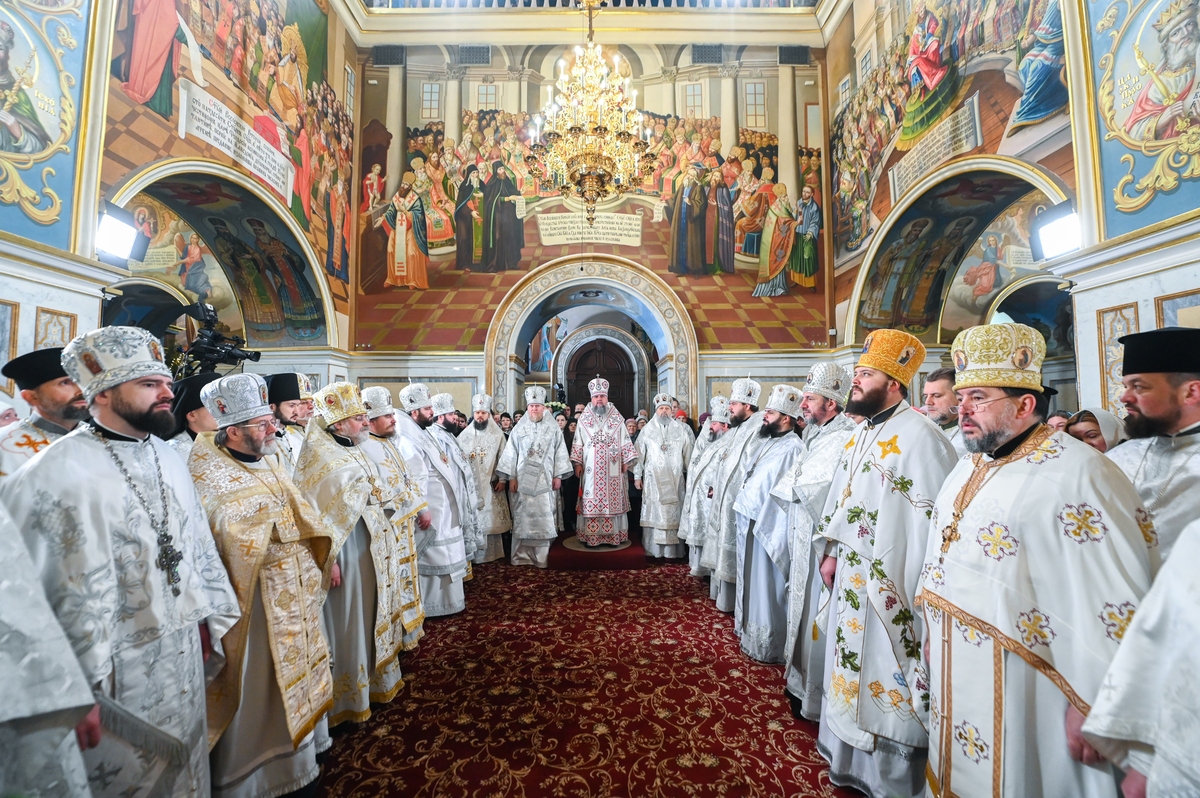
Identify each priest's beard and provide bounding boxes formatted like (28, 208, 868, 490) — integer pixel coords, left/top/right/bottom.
(111, 391, 176, 439)
(654, 413, 670, 426)
(414, 414, 433, 429)
(845, 383, 889, 419)
(758, 416, 792, 438)
(708, 429, 721, 442)
(1124, 405, 1181, 438)
(246, 434, 280, 458)
(730, 414, 746, 428)
(593, 404, 608, 417)
(438, 420, 456, 434)
(42, 391, 90, 422)
(331, 421, 370, 445)
(963, 403, 1019, 454)
(474, 419, 489, 431)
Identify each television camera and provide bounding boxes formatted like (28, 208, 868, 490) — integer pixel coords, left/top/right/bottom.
(175, 302, 261, 377)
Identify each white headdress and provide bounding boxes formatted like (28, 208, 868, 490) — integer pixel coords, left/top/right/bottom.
(61, 326, 172, 402)
(588, 377, 610, 397)
(361, 386, 395, 420)
(398, 382, 432, 412)
(765, 383, 803, 419)
(472, 393, 492, 412)
(430, 392, 456, 417)
(202, 373, 272, 428)
(525, 385, 547, 405)
(653, 392, 673, 409)
(804, 362, 851, 404)
(708, 395, 731, 424)
(730, 377, 762, 406)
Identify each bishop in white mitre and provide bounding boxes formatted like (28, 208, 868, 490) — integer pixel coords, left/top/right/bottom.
(1105, 326, 1200, 561)
(191, 374, 335, 798)
(679, 396, 732, 577)
(429, 392, 483, 567)
(458, 393, 512, 563)
(571, 377, 638, 547)
(1, 326, 239, 798)
(781, 362, 857, 722)
(917, 323, 1156, 798)
(294, 382, 411, 725)
(1083, 518, 1200, 798)
(634, 393, 695, 558)
(702, 378, 767, 612)
(166, 372, 220, 460)
(0, 501, 94, 798)
(815, 329, 957, 798)
(360, 386, 432, 649)
(497, 386, 572, 567)
(733, 384, 806, 663)
(0, 347, 90, 482)
(266, 373, 312, 474)
(396, 383, 471, 616)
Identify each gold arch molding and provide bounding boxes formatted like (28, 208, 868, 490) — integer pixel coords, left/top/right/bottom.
(844, 155, 1072, 346)
(107, 158, 341, 351)
(484, 253, 699, 414)
(552, 323, 653, 412)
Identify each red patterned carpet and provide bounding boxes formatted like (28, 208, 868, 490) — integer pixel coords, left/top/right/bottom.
(316, 563, 855, 797)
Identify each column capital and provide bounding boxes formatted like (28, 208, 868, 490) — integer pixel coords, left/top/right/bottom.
(718, 62, 741, 79)
(445, 65, 467, 81)
(507, 66, 526, 80)
(660, 67, 678, 82)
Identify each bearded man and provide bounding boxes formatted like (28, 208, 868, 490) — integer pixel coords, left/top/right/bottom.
(1, 327, 239, 798)
(782, 362, 858, 722)
(634, 393, 696, 558)
(734, 385, 806, 663)
(815, 329, 957, 798)
(497, 386, 572, 568)
(1125, 1, 1200, 141)
(166, 372, 221, 460)
(917, 324, 1155, 798)
(679, 395, 732, 577)
(0, 347, 90, 481)
(294, 383, 409, 725)
(922, 366, 967, 457)
(191, 373, 334, 798)
(702, 378, 766, 612)
(1106, 326, 1200, 560)
(458, 393, 512, 562)
(396, 383, 470, 616)
(430, 392, 483, 567)
(266, 372, 310, 473)
(571, 378, 638, 547)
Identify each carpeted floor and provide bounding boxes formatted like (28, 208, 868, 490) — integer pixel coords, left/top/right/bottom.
(316, 562, 855, 797)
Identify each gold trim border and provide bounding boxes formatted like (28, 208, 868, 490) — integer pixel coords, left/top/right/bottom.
(1154, 287, 1200, 329)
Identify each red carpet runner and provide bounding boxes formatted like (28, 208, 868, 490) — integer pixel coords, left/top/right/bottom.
(316, 563, 855, 797)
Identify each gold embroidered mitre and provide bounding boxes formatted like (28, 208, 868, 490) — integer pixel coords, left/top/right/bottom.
(951, 322, 1046, 393)
(858, 329, 926, 385)
(314, 381, 367, 425)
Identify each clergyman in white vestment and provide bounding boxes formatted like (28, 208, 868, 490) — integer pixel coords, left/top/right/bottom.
(733, 384, 806, 663)
(781, 362, 857, 722)
(428, 392, 483, 570)
(0, 346, 90, 482)
(679, 396, 732, 577)
(1104, 327, 1200, 561)
(266, 372, 312, 475)
(917, 323, 1156, 798)
(1, 326, 240, 798)
(571, 378, 638, 547)
(815, 329, 957, 798)
(497, 386, 572, 568)
(458, 393, 512, 563)
(635, 393, 695, 558)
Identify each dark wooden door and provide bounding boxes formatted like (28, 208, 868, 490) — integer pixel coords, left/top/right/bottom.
(568, 340, 635, 418)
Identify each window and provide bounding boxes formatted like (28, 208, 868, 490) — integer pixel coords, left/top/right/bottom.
(859, 51, 873, 81)
(344, 64, 356, 112)
(838, 76, 852, 109)
(477, 84, 498, 111)
(744, 81, 767, 129)
(684, 83, 704, 118)
(421, 83, 441, 119)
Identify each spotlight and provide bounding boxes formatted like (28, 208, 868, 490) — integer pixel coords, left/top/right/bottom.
(1029, 201, 1081, 262)
(96, 202, 151, 265)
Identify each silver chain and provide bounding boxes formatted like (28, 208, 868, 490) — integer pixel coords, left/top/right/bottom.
(92, 426, 184, 595)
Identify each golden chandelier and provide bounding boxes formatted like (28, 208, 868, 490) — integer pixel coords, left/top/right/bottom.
(525, 0, 655, 225)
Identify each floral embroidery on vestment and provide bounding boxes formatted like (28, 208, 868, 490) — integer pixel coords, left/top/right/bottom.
(1098, 601, 1137, 641)
(1017, 608, 1056, 648)
(954, 721, 990, 763)
(976, 522, 1019, 561)
(1058, 502, 1108, 543)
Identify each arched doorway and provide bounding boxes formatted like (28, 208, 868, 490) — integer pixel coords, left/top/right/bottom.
(102, 279, 191, 359)
(553, 324, 653, 413)
(568, 340, 635, 418)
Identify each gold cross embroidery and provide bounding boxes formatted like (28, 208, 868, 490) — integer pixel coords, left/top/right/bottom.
(877, 435, 901, 458)
(13, 433, 49, 454)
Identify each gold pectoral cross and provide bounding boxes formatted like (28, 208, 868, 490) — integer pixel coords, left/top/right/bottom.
(938, 511, 963, 563)
(840, 483, 852, 507)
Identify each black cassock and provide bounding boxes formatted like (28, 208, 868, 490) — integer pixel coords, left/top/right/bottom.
(481, 171, 526, 272)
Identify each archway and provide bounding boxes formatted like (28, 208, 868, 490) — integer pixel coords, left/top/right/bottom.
(485, 253, 699, 414)
(844, 156, 1071, 346)
(108, 160, 339, 350)
(987, 275, 1077, 411)
(568, 340, 636, 418)
(102, 279, 191, 362)
(554, 324, 653, 413)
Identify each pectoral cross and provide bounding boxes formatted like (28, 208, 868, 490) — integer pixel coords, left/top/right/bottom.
(938, 511, 962, 563)
(840, 483, 852, 507)
(369, 479, 386, 504)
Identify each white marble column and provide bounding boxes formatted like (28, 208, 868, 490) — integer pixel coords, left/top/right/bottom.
(76, 0, 120, 256)
(445, 65, 466, 147)
(777, 64, 799, 202)
(385, 64, 406, 196)
(660, 67, 678, 116)
(519, 69, 530, 113)
(504, 68, 523, 113)
(719, 63, 739, 157)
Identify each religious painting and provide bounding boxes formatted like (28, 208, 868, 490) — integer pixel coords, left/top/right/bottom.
(139, 175, 327, 348)
(0, 0, 90, 249)
(0, 299, 17, 397)
(1086, 0, 1200, 238)
(940, 190, 1053, 340)
(33, 307, 75, 349)
(1097, 302, 1139, 415)
(830, 0, 1072, 261)
(1156, 287, 1200, 328)
(123, 192, 246, 343)
(104, 0, 352, 312)
(854, 171, 1044, 342)
(529, 315, 567, 374)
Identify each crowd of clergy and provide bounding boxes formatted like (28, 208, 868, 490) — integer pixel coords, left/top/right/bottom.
(0, 318, 1198, 798)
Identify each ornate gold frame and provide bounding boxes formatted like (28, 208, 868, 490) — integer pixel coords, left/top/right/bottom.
(0, 299, 18, 396)
(1154, 287, 1200, 328)
(1095, 301, 1139, 413)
